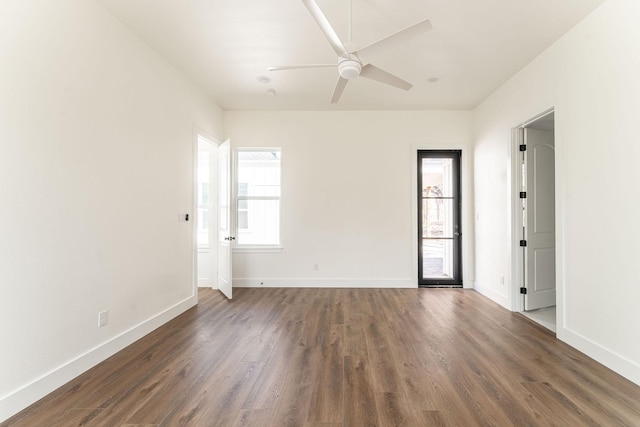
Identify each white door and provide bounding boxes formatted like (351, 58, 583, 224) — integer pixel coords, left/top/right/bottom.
(525, 128, 555, 310)
(217, 139, 233, 299)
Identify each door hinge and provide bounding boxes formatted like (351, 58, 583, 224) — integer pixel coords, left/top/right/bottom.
(519, 240, 527, 247)
(519, 144, 527, 151)
(519, 191, 527, 199)
(520, 287, 527, 294)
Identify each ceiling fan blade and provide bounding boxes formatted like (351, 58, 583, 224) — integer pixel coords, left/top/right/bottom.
(268, 64, 336, 71)
(360, 64, 412, 91)
(302, 0, 349, 57)
(356, 19, 433, 55)
(331, 77, 348, 103)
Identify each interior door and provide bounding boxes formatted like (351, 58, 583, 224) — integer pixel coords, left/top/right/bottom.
(524, 128, 555, 310)
(418, 150, 462, 287)
(217, 139, 233, 299)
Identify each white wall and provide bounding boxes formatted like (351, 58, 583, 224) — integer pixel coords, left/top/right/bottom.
(225, 111, 473, 288)
(0, 0, 224, 421)
(473, 0, 640, 384)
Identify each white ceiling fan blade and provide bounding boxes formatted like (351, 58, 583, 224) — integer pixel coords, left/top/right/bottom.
(360, 64, 413, 91)
(302, 0, 349, 57)
(331, 77, 348, 103)
(268, 64, 336, 71)
(355, 19, 433, 55)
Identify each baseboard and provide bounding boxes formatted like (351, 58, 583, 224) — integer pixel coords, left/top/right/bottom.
(233, 277, 416, 288)
(557, 327, 640, 387)
(0, 294, 198, 423)
(472, 281, 511, 310)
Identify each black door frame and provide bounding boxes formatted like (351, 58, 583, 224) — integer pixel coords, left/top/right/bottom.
(417, 150, 462, 287)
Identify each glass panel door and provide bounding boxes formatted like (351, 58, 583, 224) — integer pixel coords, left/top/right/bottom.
(418, 150, 462, 287)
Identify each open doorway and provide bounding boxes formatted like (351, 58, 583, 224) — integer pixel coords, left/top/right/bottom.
(196, 134, 218, 289)
(512, 110, 556, 332)
(417, 150, 463, 287)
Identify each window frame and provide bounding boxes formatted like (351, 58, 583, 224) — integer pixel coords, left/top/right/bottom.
(233, 147, 283, 251)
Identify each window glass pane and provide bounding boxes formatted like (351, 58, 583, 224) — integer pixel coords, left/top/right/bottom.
(238, 182, 248, 197)
(237, 199, 280, 245)
(237, 151, 281, 197)
(421, 158, 454, 198)
(422, 239, 453, 279)
(200, 182, 209, 205)
(197, 208, 209, 246)
(237, 200, 248, 230)
(422, 199, 454, 238)
(238, 211, 248, 230)
(219, 150, 229, 232)
(197, 140, 211, 247)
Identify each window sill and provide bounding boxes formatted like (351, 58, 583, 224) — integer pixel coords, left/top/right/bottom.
(233, 246, 283, 254)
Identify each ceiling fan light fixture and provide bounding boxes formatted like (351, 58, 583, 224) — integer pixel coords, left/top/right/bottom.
(338, 59, 361, 80)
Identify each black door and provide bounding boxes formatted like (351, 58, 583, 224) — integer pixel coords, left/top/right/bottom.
(418, 150, 462, 287)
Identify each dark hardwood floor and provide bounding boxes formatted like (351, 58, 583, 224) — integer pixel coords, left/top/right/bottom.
(4, 287, 640, 426)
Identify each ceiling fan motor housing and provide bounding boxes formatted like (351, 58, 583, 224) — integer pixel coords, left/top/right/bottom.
(338, 57, 362, 79)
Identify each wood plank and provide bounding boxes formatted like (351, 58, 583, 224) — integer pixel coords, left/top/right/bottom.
(520, 381, 599, 426)
(232, 409, 273, 427)
(374, 392, 415, 426)
(307, 325, 344, 423)
(343, 355, 379, 426)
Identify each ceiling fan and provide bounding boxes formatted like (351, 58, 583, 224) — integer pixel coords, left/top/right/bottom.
(268, 0, 433, 103)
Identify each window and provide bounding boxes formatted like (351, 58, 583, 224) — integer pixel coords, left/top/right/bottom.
(236, 149, 281, 246)
(197, 138, 212, 248)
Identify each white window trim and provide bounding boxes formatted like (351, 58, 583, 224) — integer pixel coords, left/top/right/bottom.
(233, 245, 284, 253)
(233, 147, 282, 249)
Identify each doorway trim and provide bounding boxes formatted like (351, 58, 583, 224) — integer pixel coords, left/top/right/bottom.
(411, 143, 472, 289)
(509, 108, 560, 315)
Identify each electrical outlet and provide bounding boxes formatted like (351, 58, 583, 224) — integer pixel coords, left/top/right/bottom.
(500, 275, 505, 285)
(314, 263, 320, 271)
(98, 310, 108, 327)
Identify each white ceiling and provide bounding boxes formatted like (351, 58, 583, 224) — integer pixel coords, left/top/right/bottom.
(97, 0, 606, 111)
